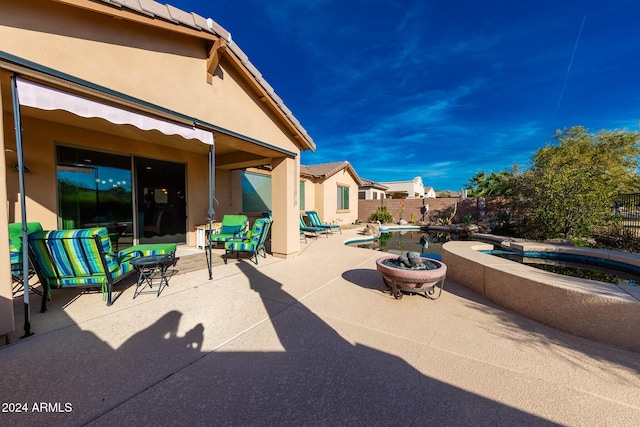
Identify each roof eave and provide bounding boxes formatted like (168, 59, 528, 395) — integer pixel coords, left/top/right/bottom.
(53, 0, 222, 41)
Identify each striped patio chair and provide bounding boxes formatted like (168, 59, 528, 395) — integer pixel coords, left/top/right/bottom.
(208, 215, 249, 247)
(9, 222, 43, 296)
(305, 211, 341, 235)
(224, 218, 272, 264)
(299, 214, 328, 239)
(28, 227, 175, 311)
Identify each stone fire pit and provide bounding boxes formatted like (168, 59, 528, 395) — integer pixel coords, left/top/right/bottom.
(376, 253, 447, 300)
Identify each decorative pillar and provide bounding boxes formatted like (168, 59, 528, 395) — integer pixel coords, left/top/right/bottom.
(271, 156, 300, 258)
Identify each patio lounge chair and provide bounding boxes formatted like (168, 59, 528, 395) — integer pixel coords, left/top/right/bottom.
(206, 214, 249, 276)
(28, 227, 176, 311)
(208, 215, 249, 247)
(305, 211, 341, 235)
(224, 218, 272, 264)
(9, 222, 43, 296)
(299, 214, 328, 239)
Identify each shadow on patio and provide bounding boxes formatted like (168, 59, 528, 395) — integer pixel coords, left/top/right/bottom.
(0, 261, 554, 426)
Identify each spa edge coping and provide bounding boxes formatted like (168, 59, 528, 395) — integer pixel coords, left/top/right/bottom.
(441, 240, 640, 353)
(443, 240, 640, 301)
(345, 226, 640, 302)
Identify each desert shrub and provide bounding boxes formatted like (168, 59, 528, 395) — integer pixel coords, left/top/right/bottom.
(368, 206, 393, 224)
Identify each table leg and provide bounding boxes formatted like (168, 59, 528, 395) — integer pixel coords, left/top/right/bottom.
(157, 264, 168, 297)
(134, 267, 155, 299)
(134, 268, 143, 299)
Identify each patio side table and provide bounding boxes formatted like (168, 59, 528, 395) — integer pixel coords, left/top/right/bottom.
(131, 254, 175, 298)
(196, 223, 221, 250)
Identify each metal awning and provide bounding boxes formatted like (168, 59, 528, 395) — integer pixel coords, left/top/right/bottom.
(15, 77, 214, 145)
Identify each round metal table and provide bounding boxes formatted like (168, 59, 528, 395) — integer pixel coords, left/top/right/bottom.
(130, 254, 175, 298)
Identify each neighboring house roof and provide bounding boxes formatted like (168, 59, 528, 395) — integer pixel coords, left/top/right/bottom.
(425, 186, 434, 193)
(301, 161, 363, 186)
(89, 0, 314, 151)
(359, 179, 389, 190)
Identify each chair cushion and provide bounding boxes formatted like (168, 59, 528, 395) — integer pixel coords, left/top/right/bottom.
(29, 228, 118, 278)
(306, 211, 339, 229)
(118, 243, 176, 270)
(210, 233, 239, 242)
(118, 243, 176, 257)
(225, 240, 257, 252)
(210, 215, 248, 241)
(224, 218, 271, 253)
(9, 222, 43, 272)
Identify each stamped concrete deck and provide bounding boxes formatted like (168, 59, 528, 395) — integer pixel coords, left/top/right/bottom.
(1, 228, 639, 426)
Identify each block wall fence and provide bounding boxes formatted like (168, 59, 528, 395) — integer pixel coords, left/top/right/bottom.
(357, 197, 506, 224)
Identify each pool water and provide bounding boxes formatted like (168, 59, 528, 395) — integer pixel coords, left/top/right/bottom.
(346, 229, 463, 260)
(347, 229, 640, 288)
(488, 250, 640, 287)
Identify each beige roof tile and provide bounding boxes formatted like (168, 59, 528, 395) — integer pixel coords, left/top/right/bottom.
(302, 161, 362, 186)
(138, 0, 176, 23)
(111, 0, 150, 16)
(167, 4, 197, 28)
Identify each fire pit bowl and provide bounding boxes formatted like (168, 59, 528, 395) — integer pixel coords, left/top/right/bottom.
(376, 254, 447, 300)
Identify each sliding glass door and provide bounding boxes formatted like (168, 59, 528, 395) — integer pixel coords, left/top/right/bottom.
(57, 147, 187, 248)
(57, 146, 133, 250)
(135, 157, 186, 245)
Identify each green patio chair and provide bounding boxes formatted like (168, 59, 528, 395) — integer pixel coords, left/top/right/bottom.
(224, 218, 272, 264)
(28, 227, 176, 311)
(9, 222, 43, 296)
(208, 215, 249, 247)
(206, 214, 249, 277)
(299, 214, 328, 239)
(305, 211, 341, 235)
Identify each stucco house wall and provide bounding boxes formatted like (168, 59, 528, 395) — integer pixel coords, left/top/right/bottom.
(312, 168, 359, 226)
(359, 187, 387, 200)
(0, 0, 314, 338)
(301, 178, 315, 213)
(380, 176, 425, 199)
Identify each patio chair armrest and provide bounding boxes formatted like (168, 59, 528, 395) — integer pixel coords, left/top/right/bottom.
(116, 248, 144, 263)
(233, 230, 248, 239)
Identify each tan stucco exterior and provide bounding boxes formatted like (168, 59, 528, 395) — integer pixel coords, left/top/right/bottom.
(0, 80, 14, 337)
(379, 176, 425, 199)
(311, 168, 360, 226)
(1, 0, 314, 337)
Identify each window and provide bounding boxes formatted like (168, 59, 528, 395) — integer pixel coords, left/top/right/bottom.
(57, 146, 132, 231)
(358, 191, 365, 200)
(57, 146, 135, 249)
(242, 171, 271, 212)
(337, 185, 349, 210)
(300, 181, 306, 210)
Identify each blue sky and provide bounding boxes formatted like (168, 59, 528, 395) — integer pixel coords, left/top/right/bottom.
(170, 1, 640, 190)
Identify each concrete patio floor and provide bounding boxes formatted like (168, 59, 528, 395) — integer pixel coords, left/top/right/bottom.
(1, 227, 639, 426)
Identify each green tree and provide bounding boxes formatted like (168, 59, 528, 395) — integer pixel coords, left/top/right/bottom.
(465, 169, 517, 197)
(510, 126, 640, 239)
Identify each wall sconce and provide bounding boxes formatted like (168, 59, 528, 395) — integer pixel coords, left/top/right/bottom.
(13, 163, 31, 173)
(5, 147, 30, 172)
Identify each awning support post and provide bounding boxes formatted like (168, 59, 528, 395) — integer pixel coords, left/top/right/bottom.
(11, 74, 33, 338)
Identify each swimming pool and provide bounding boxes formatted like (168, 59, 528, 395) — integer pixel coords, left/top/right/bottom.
(346, 227, 640, 287)
(345, 228, 467, 260)
(487, 249, 640, 287)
